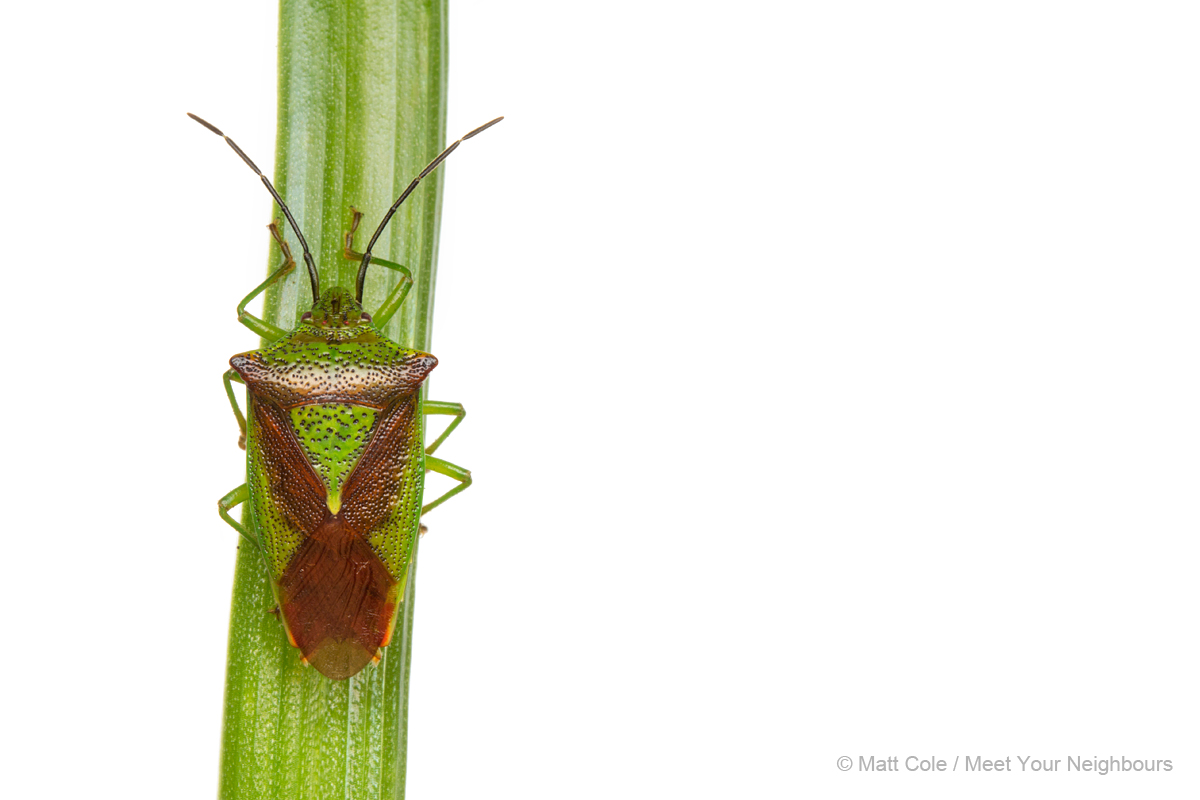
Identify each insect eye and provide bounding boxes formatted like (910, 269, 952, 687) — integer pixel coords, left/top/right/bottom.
(300, 312, 313, 321)
(360, 312, 372, 322)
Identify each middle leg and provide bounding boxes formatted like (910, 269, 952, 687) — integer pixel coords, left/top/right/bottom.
(344, 208, 414, 328)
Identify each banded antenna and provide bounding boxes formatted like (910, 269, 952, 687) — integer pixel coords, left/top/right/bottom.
(188, 113, 322, 303)
(355, 116, 504, 302)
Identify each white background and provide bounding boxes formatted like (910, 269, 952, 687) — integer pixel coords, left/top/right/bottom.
(1, 2, 1198, 798)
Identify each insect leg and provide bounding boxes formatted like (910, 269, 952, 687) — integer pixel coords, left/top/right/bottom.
(422, 456, 472, 515)
(223, 369, 248, 449)
(344, 208, 413, 328)
(423, 401, 466, 456)
(236, 221, 296, 342)
(218, 484, 262, 552)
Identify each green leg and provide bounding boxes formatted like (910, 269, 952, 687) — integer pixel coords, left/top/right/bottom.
(344, 208, 413, 328)
(236, 221, 295, 342)
(423, 400, 465, 456)
(218, 484, 261, 553)
(422, 456, 472, 515)
(223, 369, 248, 449)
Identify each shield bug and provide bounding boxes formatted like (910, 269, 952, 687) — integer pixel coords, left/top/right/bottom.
(195, 112, 500, 679)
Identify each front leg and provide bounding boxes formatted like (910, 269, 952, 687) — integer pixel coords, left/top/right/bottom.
(344, 208, 414, 329)
(236, 220, 295, 342)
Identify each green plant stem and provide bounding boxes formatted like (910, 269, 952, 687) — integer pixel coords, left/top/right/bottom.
(219, 1, 447, 798)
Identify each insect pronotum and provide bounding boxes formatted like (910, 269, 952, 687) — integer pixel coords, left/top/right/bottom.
(196, 112, 501, 679)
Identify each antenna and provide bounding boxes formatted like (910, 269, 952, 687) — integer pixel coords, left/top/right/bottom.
(356, 116, 504, 302)
(188, 113, 322, 302)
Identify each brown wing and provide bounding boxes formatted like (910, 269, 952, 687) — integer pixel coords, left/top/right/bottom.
(247, 396, 327, 540)
(340, 394, 424, 579)
(277, 514, 396, 679)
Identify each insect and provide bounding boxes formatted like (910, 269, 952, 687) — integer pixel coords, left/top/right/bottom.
(195, 112, 500, 679)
